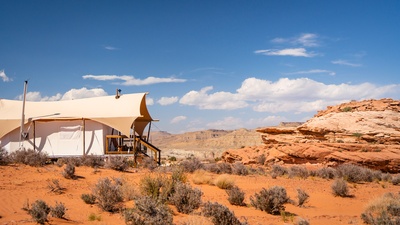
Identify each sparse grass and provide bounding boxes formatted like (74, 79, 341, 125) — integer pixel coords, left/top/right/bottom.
(232, 162, 249, 176)
(92, 177, 123, 212)
(250, 186, 290, 215)
(124, 196, 173, 225)
(10, 149, 48, 167)
(226, 186, 246, 206)
(361, 192, 400, 225)
(81, 193, 96, 204)
(28, 200, 50, 224)
(47, 179, 65, 194)
(88, 212, 102, 221)
(50, 201, 67, 218)
(192, 170, 213, 185)
(62, 163, 75, 179)
(331, 178, 350, 197)
(214, 174, 235, 189)
(296, 188, 310, 207)
(169, 182, 202, 214)
(202, 201, 247, 225)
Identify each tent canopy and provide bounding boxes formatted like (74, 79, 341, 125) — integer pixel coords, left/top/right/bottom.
(0, 93, 154, 139)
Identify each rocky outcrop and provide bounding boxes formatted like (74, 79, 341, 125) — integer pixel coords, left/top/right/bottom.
(222, 99, 400, 172)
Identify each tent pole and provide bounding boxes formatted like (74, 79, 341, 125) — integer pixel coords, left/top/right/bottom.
(147, 122, 152, 142)
(82, 119, 86, 156)
(19, 80, 28, 149)
(33, 121, 36, 151)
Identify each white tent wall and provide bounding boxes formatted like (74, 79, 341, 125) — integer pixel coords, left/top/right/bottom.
(0, 120, 112, 156)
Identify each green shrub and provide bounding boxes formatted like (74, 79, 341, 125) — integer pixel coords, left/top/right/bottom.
(28, 200, 50, 224)
(180, 157, 203, 173)
(105, 156, 129, 172)
(62, 163, 75, 179)
(92, 177, 123, 212)
(202, 201, 247, 225)
(342, 106, 352, 112)
(50, 201, 67, 218)
(169, 182, 202, 214)
(81, 193, 96, 204)
(10, 149, 48, 167)
(331, 178, 350, 197)
(226, 186, 245, 206)
(250, 186, 290, 215)
(361, 192, 400, 225)
(232, 162, 249, 176)
(124, 196, 173, 225)
(296, 188, 310, 207)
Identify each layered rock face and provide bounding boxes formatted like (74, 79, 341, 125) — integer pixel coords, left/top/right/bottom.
(222, 99, 400, 172)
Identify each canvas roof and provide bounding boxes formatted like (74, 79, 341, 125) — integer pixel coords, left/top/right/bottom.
(0, 93, 154, 139)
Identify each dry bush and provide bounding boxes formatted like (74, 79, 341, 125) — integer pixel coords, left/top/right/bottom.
(105, 156, 129, 172)
(192, 170, 213, 185)
(214, 174, 235, 189)
(331, 178, 350, 197)
(313, 167, 337, 179)
(171, 166, 188, 183)
(226, 186, 245, 206)
(202, 201, 247, 225)
(124, 196, 173, 225)
(179, 215, 213, 225)
(81, 193, 96, 204)
(62, 163, 75, 179)
(361, 192, 400, 225)
(289, 165, 309, 179)
(28, 200, 50, 224)
(0, 148, 10, 165)
(295, 217, 310, 225)
(140, 156, 158, 171)
(204, 162, 232, 174)
(296, 188, 310, 207)
(81, 154, 104, 168)
(256, 154, 266, 165)
(10, 149, 48, 167)
(92, 177, 123, 212)
(169, 182, 202, 214)
(270, 164, 288, 179)
(336, 163, 375, 183)
(392, 174, 400, 185)
(50, 201, 67, 218)
(139, 174, 173, 203)
(232, 162, 249, 176)
(180, 157, 203, 173)
(250, 186, 290, 215)
(47, 179, 65, 194)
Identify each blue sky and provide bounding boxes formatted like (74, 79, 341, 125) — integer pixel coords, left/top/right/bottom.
(1, 1, 400, 133)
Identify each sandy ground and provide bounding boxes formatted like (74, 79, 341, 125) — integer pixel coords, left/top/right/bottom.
(0, 164, 398, 225)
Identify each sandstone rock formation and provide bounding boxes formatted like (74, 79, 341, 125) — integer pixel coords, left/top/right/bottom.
(222, 99, 400, 172)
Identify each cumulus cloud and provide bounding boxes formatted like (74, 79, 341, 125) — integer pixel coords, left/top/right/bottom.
(179, 86, 248, 110)
(171, 116, 187, 124)
(158, 96, 178, 105)
(331, 60, 362, 67)
(284, 69, 335, 76)
(146, 97, 154, 105)
(83, 74, 186, 86)
(0, 70, 12, 82)
(17, 87, 108, 101)
(180, 77, 400, 114)
(254, 48, 316, 57)
(271, 33, 319, 47)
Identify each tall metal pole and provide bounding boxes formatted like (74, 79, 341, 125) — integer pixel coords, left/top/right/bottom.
(19, 80, 28, 149)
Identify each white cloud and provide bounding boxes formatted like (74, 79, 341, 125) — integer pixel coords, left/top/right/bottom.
(179, 86, 248, 110)
(146, 97, 154, 105)
(171, 116, 187, 124)
(247, 116, 288, 127)
(254, 48, 316, 57)
(83, 74, 186, 86)
(271, 33, 319, 47)
(0, 70, 12, 82)
(206, 117, 243, 130)
(158, 96, 178, 106)
(18, 87, 108, 101)
(104, 46, 118, 50)
(332, 60, 362, 67)
(284, 69, 336, 76)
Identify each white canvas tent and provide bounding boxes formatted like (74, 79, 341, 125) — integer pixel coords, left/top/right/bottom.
(0, 93, 159, 159)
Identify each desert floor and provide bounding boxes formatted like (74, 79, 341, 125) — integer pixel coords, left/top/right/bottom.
(0, 164, 398, 225)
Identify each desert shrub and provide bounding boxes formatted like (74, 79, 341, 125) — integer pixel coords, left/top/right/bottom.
(192, 170, 213, 185)
(214, 174, 235, 189)
(28, 200, 50, 224)
(169, 182, 202, 214)
(270, 164, 288, 179)
(296, 188, 310, 207)
(392, 174, 400, 185)
(81, 193, 96, 204)
(179, 215, 213, 225)
(88, 213, 102, 221)
(226, 186, 245, 206)
(342, 106, 352, 112)
(361, 192, 400, 225)
(47, 179, 65, 194)
(204, 162, 232, 174)
(331, 178, 350, 197)
(314, 167, 337, 179)
(10, 149, 47, 166)
(202, 201, 247, 225)
(381, 173, 393, 182)
(140, 156, 158, 171)
(180, 157, 203, 173)
(256, 154, 266, 165)
(0, 148, 10, 165)
(50, 201, 67, 218)
(92, 177, 123, 212)
(105, 156, 129, 172)
(336, 163, 374, 183)
(171, 166, 188, 183)
(62, 163, 75, 179)
(232, 162, 249, 176)
(81, 154, 104, 168)
(124, 196, 173, 225)
(64, 157, 82, 167)
(139, 174, 173, 203)
(295, 217, 310, 225)
(288, 165, 309, 179)
(250, 186, 290, 215)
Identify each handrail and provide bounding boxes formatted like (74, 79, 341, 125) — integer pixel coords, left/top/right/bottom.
(135, 136, 161, 165)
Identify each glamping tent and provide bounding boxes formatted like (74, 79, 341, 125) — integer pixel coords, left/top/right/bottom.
(0, 93, 160, 163)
